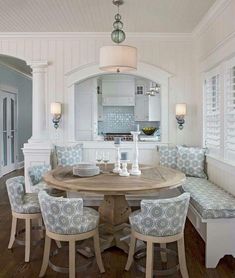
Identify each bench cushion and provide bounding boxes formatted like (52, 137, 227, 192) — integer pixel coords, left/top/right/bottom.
(182, 177, 235, 219)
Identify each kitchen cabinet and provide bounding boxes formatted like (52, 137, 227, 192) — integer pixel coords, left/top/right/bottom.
(102, 76, 135, 106)
(134, 94, 161, 121)
(75, 79, 98, 140)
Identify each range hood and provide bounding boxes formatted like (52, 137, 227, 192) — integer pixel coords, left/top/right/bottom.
(102, 76, 135, 106)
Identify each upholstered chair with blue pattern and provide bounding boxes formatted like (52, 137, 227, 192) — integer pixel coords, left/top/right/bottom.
(28, 164, 51, 193)
(38, 190, 105, 277)
(6, 176, 42, 262)
(125, 193, 190, 278)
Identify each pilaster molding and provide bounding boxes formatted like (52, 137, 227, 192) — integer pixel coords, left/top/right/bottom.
(27, 60, 48, 70)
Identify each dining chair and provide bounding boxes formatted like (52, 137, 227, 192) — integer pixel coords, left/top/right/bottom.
(6, 176, 42, 262)
(38, 190, 105, 278)
(125, 193, 190, 278)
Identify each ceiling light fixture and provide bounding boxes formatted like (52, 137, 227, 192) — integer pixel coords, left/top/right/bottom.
(99, 0, 137, 73)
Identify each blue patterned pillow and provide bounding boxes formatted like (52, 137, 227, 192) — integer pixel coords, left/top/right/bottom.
(177, 146, 207, 178)
(55, 144, 83, 166)
(159, 146, 177, 169)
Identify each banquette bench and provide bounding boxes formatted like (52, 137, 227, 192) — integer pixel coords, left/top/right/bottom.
(159, 145, 235, 268)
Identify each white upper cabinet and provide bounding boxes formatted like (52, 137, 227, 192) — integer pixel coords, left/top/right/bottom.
(75, 78, 98, 140)
(135, 94, 161, 121)
(102, 75, 135, 106)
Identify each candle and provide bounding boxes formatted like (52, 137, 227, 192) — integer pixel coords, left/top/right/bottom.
(114, 137, 121, 145)
(136, 124, 140, 132)
(121, 152, 128, 160)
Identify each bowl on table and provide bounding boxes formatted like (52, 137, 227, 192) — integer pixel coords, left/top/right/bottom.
(142, 127, 157, 136)
(73, 162, 100, 177)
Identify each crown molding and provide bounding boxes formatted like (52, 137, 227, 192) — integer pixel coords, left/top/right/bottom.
(0, 32, 192, 40)
(192, 0, 232, 38)
(0, 61, 32, 79)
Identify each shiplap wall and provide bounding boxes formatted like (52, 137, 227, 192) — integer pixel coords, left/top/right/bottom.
(194, 0, 235, 195)
(0, 33, 197, 145)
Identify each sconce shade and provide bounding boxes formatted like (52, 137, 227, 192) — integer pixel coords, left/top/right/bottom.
(176, 103, 187, 116)
(50, 102, 61, 115)
(99, 45, 137, 72)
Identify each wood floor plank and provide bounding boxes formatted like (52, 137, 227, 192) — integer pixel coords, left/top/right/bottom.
(1, 169, 235, 277)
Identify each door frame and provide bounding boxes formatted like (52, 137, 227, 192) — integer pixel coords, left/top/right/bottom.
(0, 84, 18, 177)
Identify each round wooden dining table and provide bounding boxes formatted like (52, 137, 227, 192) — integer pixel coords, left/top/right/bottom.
(44, 164, 185, 254)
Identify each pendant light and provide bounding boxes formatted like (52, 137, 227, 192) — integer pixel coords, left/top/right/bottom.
(99, 0, 137, 73)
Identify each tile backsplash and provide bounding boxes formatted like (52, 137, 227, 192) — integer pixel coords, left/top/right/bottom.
(98, 106, 159, 134)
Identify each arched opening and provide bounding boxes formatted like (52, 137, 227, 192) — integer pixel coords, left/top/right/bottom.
(65, 62, 172, 143)
(0, 54, 32, 177)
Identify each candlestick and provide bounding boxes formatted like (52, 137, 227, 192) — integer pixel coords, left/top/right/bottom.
(113, 145, 121, 173)
(130, 131, 141, 176)
(119, 160, 130, 177)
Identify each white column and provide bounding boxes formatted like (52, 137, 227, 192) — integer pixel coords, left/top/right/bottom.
(27, 61, 48, 142)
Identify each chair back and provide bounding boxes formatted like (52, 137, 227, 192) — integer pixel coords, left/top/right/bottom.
(38, 190, 84, 234)
(6, 176, 25, 213)
(132, 193, 190, 237)
(28, 164, 51, 185)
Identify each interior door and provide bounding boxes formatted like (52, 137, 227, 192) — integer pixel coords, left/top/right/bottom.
(0, 91, 17, 175)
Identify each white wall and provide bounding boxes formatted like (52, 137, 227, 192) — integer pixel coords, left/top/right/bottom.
(0, 33, 197, 146)
(194, 0, 235, 194)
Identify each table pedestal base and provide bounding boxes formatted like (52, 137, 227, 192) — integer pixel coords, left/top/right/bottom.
(98, 195, 131, 225)
(77, 195, 132, 257)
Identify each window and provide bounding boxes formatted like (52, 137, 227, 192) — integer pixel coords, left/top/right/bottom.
(204, 71, 221, 156)
(136, 85, 144, 95)
(224, 60, 235, 161)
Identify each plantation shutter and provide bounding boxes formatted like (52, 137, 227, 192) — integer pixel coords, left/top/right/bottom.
(225, 59, 235, 161)
(204, 71, 220, 156)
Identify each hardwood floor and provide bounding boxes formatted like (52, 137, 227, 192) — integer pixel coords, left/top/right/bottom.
(1, 170, 235, 277)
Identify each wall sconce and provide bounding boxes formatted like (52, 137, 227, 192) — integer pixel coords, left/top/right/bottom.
(50, 102, 62, 129)
(176, 103, 186, 130)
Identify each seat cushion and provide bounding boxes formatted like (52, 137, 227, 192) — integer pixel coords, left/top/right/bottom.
(21, 193, 41, 214)
(159, 146, 177, 169)
(55, 144, 83, 166)
(182, 177, 235, 219)
(177, 146, 207, 178)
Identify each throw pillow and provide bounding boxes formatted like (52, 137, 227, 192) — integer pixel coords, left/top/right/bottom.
(55, 144, 83, 166)
(159, 146, 177, 169)
(177, 146, 207, 178)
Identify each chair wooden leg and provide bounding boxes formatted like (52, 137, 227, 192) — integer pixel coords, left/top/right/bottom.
(160, 243, 167, 263)
(69, 240, 76, 278)
(25, 218, 31, 262)
(93, 229, 105, 273)
(8, 215, 17, 249)
(146, 240, 154, 278)
(125, 233, 136, 271)
(39, 235, 51, 277)
(177, 237, 189, 278)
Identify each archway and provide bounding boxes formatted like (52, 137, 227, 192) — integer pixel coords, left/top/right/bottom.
(65, 62, 172, 143)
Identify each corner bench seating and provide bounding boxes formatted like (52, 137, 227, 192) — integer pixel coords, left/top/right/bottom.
(181, 177, 235, 268)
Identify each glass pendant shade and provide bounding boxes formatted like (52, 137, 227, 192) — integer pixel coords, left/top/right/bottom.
(99, 45, 137, 72)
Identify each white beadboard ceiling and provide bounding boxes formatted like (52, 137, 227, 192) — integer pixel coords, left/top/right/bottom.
(0, 0, 216, 33)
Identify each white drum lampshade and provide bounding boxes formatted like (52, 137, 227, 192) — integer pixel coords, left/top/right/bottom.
(50, 102, 61, 115)
(99, 45, 137, 73)
(175, 103, 187, 116)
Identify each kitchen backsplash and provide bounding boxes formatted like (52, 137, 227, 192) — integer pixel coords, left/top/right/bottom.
(98, 106, 159, 134)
